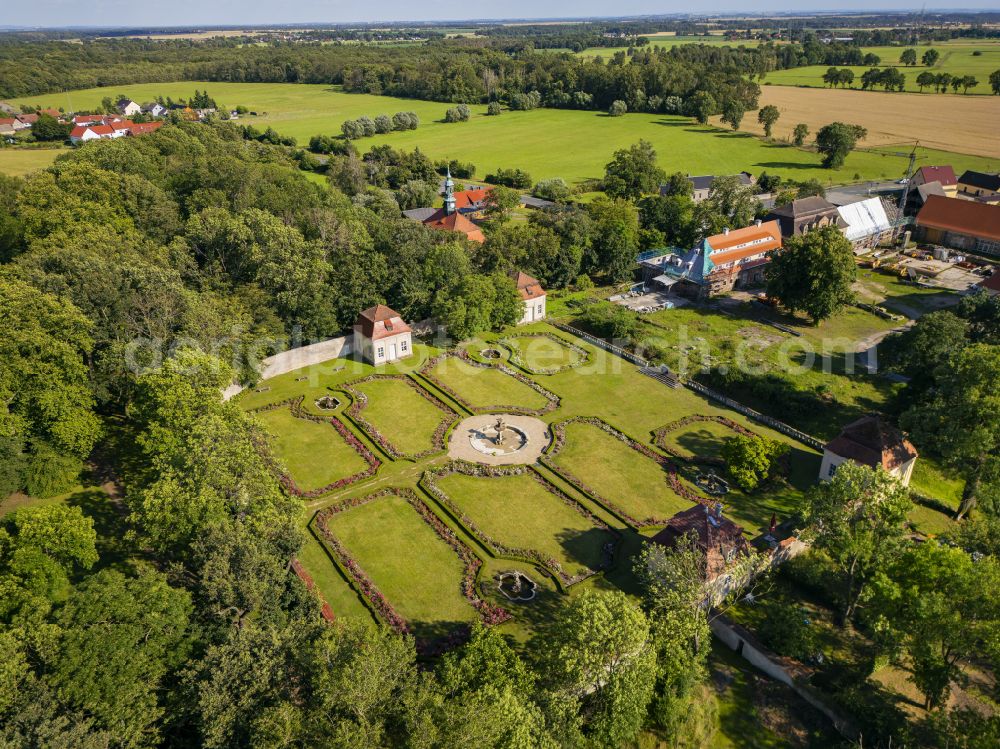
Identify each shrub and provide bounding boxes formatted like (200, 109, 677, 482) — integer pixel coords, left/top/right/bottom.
(487, 101, 502, 116)
(23, 441, 81, 498)
(663, 95, 684, 114)
(485, 167, 532, 189)
(392, 111, 419, 130)
(444, 104, 471, 123)
(532, 177, 571, 202)
(757, 600, 819, 660)
(435, 159, 476, 179)
(373, 114, 393, 134)
(509, 90, 541, 111)
(308, 134, 356, 155)
(341, 119, 364, 139)
(608, 100, 628, 117)
(356, 116, 376, 137)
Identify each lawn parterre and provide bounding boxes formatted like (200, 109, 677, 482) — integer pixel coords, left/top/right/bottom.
(253, 398, 380, 497)
(342, 374, 458, 460)
(654, 415, 759, 464)
(423, 462, 618, 586)
(543, 417, 703, 529)
(499, 332, 591, 375)
(314, 487, 508, 649)
(420, 351, 559, 414)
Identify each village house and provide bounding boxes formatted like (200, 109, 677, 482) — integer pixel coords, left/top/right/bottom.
(669, 172, 755, 202)
(648, 504, 751, 597)
(116, 99, 142, 117)
(128, 121, 164, 136)
(957, 170, 1000, 203)
(0, 120, 16, 137)
(911, 165, 958, 197)
(820, 415, 918, 486)
(641, 220, 782, 300)
(765, 195, 844, 238)
(509, 271, 546, 324)
(142, 102, 168, 118)
(915, 195, 1000, 255)
(69, 120, 136, 144)
(451, 185, 493, 217)
(352, 304, 413, 365)
(836, 196, 897, 252)
(15, 113, 38, 128)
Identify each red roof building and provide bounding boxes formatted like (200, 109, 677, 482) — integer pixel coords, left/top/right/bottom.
(422, 209, 486, 243)
(509, 271, 547, 324)
(913, 165, 957, 191)
(649, 504, 750, 582)
(915, 195, 1000, 255)
(128, 121, 162, 136)
(352, 304, 413, 365)
(821, 415, 919, 485)
(452, 186, 493, 213)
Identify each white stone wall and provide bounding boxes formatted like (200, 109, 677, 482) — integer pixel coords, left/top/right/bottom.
(222, 335, 352, 400)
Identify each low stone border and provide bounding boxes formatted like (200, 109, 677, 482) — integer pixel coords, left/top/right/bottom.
(313, 487, 510, 655)
(422, 461, 618, 586)
(341, 374, 459, 461)
(420, 350, 560, 416)
(497, 332, 591, 375)
(541, 416, 707, 529)
(251, 397, 381, 498)
(653, 414, 761, 465)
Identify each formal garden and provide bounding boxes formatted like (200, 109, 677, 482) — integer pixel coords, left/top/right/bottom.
(238, 322, 834, 652)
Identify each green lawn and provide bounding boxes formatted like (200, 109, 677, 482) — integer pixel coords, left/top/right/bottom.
(14, 82, 996, 185)
(434, 470, 613, 579)
(0, 147, 65, 176)
(551, 420, 694, 526)
(657, 419, 749, 461)
(298, 531, 374, 621)
(762, 42, 1000, 95)
(423, 355, 551, 412)
(501, 333, 588, 374)
(348, 376, 451, 457)
(255, 406, 370, 493)
(853, 270, 960, 319)
(320, 493, 478, 632)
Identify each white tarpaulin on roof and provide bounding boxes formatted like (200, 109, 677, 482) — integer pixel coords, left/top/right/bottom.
(837, 197, 892, 241)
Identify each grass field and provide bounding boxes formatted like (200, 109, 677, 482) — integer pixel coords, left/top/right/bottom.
(0, 147, 65, 176)
(347, 376, 450, 457)
(255, 406, 370, 493)
(320, 493, 478, 633)
(434, 470, 613, 579)
(501, 333, 588, 374)
(657, 419, 749, 461)
(13, 82, 997, 184)
(422, 355, 551, 412)
(762, 42, 1000, 95)
(551, 420, 694, 525)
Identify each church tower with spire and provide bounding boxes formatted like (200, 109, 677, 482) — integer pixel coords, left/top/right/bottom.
(443, 167, 456, 215)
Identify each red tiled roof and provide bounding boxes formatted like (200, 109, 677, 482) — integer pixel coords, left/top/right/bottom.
(509, 270, 545, 301)
(73, 114, 108, 125)
(0, 118, 15, 127)
(707, 220, 782, 266)
(71, 124, 114, 138)
(422, 209, 485, 243)
(16, 113, 38, 124)
(128, 121, 163, 136)
(916, 165, 957, 187)
(978, 272, 1000, 293)
(824, 415, 918, 471)
(453, 186, 492, 210)
(916, 195, 1000, 243)
(650, 504, 750, 581)
(110, 120, 134, 131)
(353, 304, 412, 341)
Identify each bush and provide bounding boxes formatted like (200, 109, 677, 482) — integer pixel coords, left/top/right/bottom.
(392, 111, 419, 130)
(308, 134, 356, 155)
(532, 177, 571, 202)
(663, 95, 684, 114)
(23, 441, 82, 498)
(573, 274, 594, 291)
(435, 159, 475, 179)
(444, 104, 471, 123)
(578, 300, 640, 341)
(356, 116, 376, 137)
(509, 91, 541, 111)
(608, 100, 628, 117)
(373, 114, 393, 134)
(487, 101, 502, 116)
(485, 167, 532, 189)
(757, 600, 819, 660)
(341, 119, 364, 139)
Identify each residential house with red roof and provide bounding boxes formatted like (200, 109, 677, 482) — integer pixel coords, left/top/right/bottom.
(911, 165, 958, 197)
(128, 121, 163, 136)
(509, 271, 546, 324)
(820, 415, 918, 485)
(640, 219, 782, 299)
(352, 305, 413, 365)
(915, 195, 1000, 255)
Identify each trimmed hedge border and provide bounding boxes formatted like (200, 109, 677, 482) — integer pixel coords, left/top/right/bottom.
(251, 397, 381, 498)
(314, 487, 510, 655)
(653, 414, 761, 465)
(542, 416, 707, 529)
(421, 461, 618, 587)
(419, 350, 560, 415)
(497, 332, 591, 375)
(342, 374, 459, 461)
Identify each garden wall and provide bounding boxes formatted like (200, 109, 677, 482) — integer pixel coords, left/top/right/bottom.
(223, 335, 353, 400)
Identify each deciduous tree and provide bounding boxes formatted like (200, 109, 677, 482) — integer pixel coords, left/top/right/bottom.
(765, 225, 857, 323)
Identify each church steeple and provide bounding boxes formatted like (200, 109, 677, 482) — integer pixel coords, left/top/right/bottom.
(444, 166, 456, 215)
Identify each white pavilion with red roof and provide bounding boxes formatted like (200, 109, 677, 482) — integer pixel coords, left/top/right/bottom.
(509, 271, 546, 325)
(352, 304, 413, 365)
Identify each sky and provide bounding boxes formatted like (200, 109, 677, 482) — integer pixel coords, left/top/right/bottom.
(6, 1, 998, 29)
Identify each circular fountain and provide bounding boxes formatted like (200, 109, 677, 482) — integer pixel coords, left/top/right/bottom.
(496, 571, 538, 602)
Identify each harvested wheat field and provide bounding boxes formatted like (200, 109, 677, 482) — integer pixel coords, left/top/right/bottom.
(720, 86, 1000, 160)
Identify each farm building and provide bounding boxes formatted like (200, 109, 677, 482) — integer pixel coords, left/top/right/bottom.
(509, 271, 546, 324)
(765, 196, 844, 238)
(911, 165, 958, 197)
(957, 171, 1000, 204)
(820, 415, 918, 486)
(648, 504, 750, 588)
(915, 195, 1000, 255)
(352, 305, 413, 365)
(836, 197, 897, 252)
(641, 220, 782, 299)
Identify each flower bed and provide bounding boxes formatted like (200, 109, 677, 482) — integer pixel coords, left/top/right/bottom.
(542, 416, 708, 528)
(420, 350, 560, 415)
(497, 332, 591, 375)
(313, 487, 510, 654)
(653, 414, 760, 465)
(251, 397, 381, 498)
(422, 461, 618, 586)
(341, 374, 459, 461)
